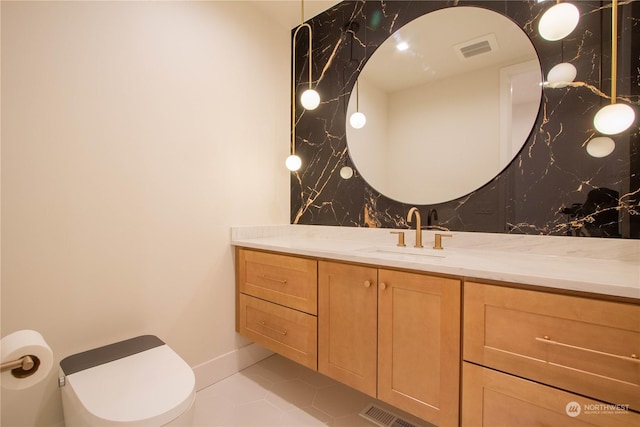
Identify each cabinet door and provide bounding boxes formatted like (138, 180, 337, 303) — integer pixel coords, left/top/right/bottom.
(318, 261, 377, 397)
(378, 269, 461, 427)
(462, 362, 640, 427)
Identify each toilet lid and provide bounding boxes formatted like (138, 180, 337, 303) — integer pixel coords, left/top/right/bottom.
(66, 344, 195, 424)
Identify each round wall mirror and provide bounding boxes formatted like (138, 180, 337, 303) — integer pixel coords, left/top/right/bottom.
(346, 6, 542, 205)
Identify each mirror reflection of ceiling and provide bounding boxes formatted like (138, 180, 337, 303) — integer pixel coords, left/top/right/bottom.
(364, 7, 539, 94)
(346, 6, 542, 205)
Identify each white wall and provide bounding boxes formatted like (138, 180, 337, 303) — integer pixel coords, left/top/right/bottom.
(345, 78, 389, 194)
(388, 66, 500, 204)
(1, 2, 290, 425)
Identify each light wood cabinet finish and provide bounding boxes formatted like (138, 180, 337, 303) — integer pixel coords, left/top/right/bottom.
(318, 261, 378, 397)
(464, 281, 640, 411)
(236, 247, 639, 427)
(462, 362, 640, 427)
(318, 261, 462, 426)
(238, 248, 317, 315)
(238, 293, 317, 369)
(378, 269, 461, 427)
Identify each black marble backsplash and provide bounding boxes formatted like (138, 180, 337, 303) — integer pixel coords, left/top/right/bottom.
(290, 0, 639, 238)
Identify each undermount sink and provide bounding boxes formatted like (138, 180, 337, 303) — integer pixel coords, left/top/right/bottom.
(359, 245, 446, 258)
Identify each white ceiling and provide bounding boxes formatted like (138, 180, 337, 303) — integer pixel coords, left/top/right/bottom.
(247, 0, 341, 29)
(361, 7, 540, 94)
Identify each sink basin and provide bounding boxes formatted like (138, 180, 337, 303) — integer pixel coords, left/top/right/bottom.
(359, 245, 446, 258)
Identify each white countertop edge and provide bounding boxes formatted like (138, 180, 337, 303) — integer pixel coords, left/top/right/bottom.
(230, 226, 640, 300)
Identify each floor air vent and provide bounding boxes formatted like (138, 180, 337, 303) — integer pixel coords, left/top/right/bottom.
(359, 403, 422, 427)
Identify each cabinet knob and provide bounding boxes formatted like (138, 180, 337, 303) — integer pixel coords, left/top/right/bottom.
(543, 335, 550, 340)
(380, 282, 387, 290)
(364, 280, 371, 288)
(631, 354, 638, 359)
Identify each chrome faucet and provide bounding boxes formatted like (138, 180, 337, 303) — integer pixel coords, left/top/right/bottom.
(407, 207, 423, 248)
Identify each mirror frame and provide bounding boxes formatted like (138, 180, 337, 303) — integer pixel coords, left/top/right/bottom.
(290, 0, 639, 238)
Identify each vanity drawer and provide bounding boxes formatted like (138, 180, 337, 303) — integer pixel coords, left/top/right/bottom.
(464, 281, 640, 411)
(238, 294, 317, 370)
(237, 248, 317, 315)
(462, 362, 640, 427)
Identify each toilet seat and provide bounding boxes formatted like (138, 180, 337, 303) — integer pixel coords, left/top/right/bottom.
(60, 335, 195, 426)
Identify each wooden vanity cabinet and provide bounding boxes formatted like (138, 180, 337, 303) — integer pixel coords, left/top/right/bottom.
(318, 261, 461, 427)
(236, 248, 318, 370)
(462, 281, 640, 426)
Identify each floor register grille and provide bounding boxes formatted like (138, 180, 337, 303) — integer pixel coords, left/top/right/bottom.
(359, 403, 422, 427)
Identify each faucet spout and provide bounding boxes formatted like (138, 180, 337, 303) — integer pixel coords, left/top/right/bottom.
(407, 207, 423, 248)
(427, 208, 438, 227)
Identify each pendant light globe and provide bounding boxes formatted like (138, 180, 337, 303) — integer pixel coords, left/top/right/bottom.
(593, 103, 636, 135)
(586, 136, 616, 158)
(545, 62, 577, 88)
(300, 89, 320, 110)
(285, 154, 302, 171)
(349, 112, 367, 129)
(538, 3, 580, 41)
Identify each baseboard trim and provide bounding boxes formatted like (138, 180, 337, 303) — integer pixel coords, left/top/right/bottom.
(192, 343, 273, 391)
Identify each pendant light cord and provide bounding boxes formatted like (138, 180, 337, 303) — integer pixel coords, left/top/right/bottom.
(610, 0, 617, 104)
(291, 0, 314, 157)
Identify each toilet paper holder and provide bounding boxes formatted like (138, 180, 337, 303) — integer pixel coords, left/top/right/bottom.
(1, 355, 38, 376)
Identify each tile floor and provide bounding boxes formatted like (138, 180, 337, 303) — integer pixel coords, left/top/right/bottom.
(192, 354, 432, 427)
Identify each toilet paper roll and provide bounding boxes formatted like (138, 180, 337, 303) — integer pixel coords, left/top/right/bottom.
(1, 330, 53, 390)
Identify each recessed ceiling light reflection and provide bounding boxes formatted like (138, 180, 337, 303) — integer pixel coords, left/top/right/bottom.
(396, 41, 409, 51)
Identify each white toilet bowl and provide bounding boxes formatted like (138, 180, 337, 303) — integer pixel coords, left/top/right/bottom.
(59, 335, 195, 427)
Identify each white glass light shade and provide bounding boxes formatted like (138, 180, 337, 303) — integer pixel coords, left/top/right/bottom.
(300, 89, 320, 110)
(340, 166, 354, 179)
(538, 3, 580, 41)
(545, 62, 577, 88)
(285, 154, 302, 171)
(349, 112, 367, 129)
(586, 136, 615, 158)
(593, 103, 636, 135)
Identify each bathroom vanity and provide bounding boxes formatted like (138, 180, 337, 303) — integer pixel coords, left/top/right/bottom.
(233, 225, 640, 427)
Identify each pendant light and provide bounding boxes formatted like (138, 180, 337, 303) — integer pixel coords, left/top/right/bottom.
(295, 0, 320, 111)
(538, 2, 580, 41)
(593, 0, 635, 135)
(349, 80, 367, 129)
(586, 136, 616, 158)
(287, 0, 319, 172)
(545, 62, 577, 88)
(340, 165, 354, 179)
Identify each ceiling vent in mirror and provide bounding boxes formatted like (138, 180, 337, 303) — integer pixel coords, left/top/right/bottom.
(454, 33, 498, 60)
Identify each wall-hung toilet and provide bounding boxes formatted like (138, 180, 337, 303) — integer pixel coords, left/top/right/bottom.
(59, 335, 196, 426)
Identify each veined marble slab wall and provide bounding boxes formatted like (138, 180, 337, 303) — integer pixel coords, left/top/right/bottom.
(290, 0, 639, 238)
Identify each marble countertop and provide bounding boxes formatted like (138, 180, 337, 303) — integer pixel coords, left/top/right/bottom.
(231, 225, 640, 300)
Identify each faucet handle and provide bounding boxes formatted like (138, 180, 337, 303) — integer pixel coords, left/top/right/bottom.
(433, 233, 452, 250)
(390, 231, 406, 247)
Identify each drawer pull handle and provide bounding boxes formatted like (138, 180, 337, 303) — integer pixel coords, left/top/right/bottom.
(261, 275, 287, 284)
(364, 280, 371, 288)
(260, 321, 287, 336)
(380, 282, 387, 290)
(535, 337, 640, 363)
